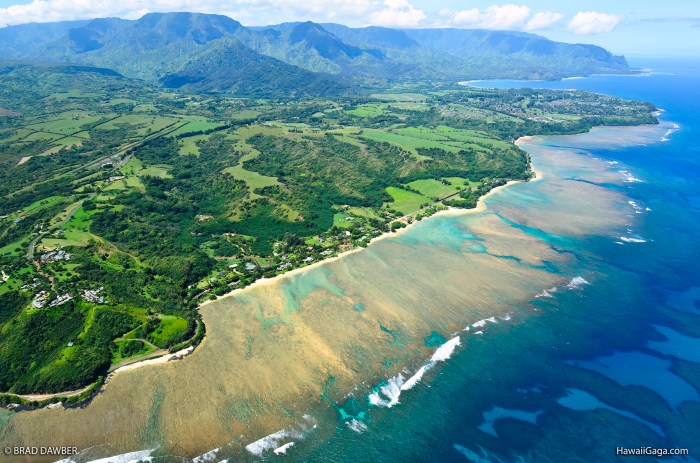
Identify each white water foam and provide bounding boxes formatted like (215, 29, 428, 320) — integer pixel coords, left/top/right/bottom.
(60, 449, 156, 463)
(467, 316, 500, 330)
(619, 236, 647, 243)
(370, 336, 464, 407)
(401, 364, 433, 391)
(535, 286, 558, 298)
(346, 418, 368, 433)
(193, 448, 221, 463)
(368, 374, 405, 408)
(628, 200, 644, 214)
(619, 170, 642, 183)
(273, 442, 295, 455)
(661, 123, 680, 142)
(244, 415, 315, 456)
(566, 277, 589, 290)
(431, 336, 462, 362)
(245, 430, 289, 456)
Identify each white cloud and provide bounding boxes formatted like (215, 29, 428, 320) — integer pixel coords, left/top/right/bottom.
(524, 11, 564, 31)
(0, 0, 624, 38)
(452, 4, 531, 30)
(0, 0, 383, 27)
(368, 0, 426, 28)
(568, 11, 622, 35)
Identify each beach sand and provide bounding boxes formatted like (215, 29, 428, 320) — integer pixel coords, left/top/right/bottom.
(0, 131, 635, 462)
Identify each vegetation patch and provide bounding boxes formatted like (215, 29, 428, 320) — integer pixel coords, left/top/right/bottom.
(385, 187, 432, 215)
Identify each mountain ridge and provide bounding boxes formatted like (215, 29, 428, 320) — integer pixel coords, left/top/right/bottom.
(0, 12, 631, 96)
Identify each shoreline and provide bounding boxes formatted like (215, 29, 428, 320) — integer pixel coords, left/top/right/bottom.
(0, 136, 542, 404)
(113, 145, 543, 372)
(198, 150, 541, 308)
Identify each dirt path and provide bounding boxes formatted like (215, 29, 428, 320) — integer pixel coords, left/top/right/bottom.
(107, 348, 168, 373)
(0, 384, 93, 402)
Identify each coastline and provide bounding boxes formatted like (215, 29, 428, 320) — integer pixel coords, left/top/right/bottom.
(198, 151, 541, 309)
(0, 121, 664, 462)
(1, 136, 543, 405)
(110, 144, 543, 374)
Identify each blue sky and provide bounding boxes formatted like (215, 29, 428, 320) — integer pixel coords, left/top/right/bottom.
(0, 0, 698, 58)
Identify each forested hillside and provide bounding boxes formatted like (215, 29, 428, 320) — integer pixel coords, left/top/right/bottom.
(0, 12, 633, 98)
(0, 63, 655, 397)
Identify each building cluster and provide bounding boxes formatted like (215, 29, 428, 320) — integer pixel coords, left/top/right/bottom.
(32, 291, 49, 309)
(49, 293, 73, 308)
(40, 249, 71, 263)
(20, 278, 41, 291)
(82, 287, 105, 303)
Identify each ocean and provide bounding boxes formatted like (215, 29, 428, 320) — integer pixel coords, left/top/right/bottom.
(282, 60, 700, 462)
(2, 60, 699, 463)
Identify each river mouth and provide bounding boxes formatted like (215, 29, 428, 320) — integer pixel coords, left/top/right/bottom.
(0, 123, 667, 463)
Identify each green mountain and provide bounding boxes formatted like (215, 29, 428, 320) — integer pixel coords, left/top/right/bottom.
(0, 12, 631, 94)
(26, 13, 346, 97)
(0, 20, 90, 58)
(239, 20, 631, 81)
(401, 28, 629, 78)
(159, 37, 347, 97)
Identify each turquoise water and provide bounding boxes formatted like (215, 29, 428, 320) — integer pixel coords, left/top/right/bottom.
(9, 61, 698, 463)
(277, 61, 700, 462)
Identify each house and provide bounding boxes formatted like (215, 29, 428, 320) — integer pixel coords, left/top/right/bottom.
(49, 293, 73, 308)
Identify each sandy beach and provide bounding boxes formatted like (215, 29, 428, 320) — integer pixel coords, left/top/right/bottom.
(2, 126, 640, 461)
(110, 144, 542, 377)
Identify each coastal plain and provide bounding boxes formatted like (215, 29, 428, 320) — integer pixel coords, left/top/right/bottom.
(0, 124, 655, 461)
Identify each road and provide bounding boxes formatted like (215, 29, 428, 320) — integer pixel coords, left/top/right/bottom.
(26, 199, 84, 260)
(0, 384, 94, 402)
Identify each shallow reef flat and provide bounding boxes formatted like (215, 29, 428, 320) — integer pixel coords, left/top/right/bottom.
(0, 125, 656, 462)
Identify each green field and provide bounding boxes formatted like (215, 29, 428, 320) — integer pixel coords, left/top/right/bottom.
(355, 130, 459, 159)
(346, 207, 382, 220)
(178, 134, 210, 155)
(223, 164, 280, 193)
(371, 93, 428, 102)
(333, 212, 356, 228)
(148, 315, 188, 347)
(23, 131, 64, 142)
(120, 157, 172, 179)
(95, 115, 178, 136)
(445, 177, 481, 189)
(23, 195, 67, 215)
(406, 179, 459, 200)
(41, 206, 96, 248)
(24, 112, 107, 135)
(347, 104, 385, 117)
(168, 120, 226, 137)
(0, 235, 32, 257)
(111, 339, 156, 364)
(385, 187, 432, 215)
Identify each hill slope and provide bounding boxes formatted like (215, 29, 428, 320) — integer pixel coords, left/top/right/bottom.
(28, 13, 346, 97)
(0, 12, 631, 92)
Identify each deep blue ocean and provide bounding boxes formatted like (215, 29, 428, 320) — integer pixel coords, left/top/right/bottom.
(289, 60, 700, 462)
(9, 60, 697, 463)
